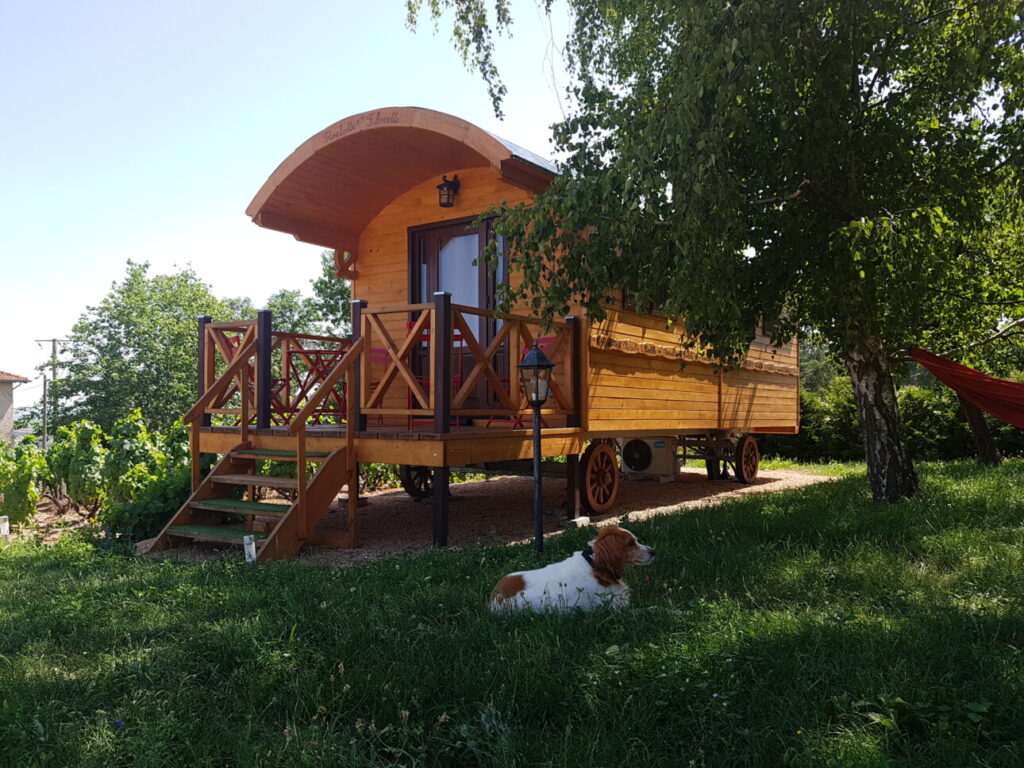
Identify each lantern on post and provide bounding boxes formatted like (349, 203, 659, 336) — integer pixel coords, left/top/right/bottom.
(518, 341, 555, 553)
(436, 174, 460, 208)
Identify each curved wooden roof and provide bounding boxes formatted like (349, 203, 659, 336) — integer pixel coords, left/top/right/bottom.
(246, 107, 557, 255)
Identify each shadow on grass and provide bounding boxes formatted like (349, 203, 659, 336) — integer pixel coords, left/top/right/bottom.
(1, 460, 1022, 766)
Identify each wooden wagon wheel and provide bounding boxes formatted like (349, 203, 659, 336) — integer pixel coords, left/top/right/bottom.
(399, 465, 434, 499)
(580, 442, 621, 513)
(733, 435, 760, 484)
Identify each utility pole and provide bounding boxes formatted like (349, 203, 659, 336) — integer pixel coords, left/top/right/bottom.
(42, 376, 48, 450)
(34, 338, 68, 450)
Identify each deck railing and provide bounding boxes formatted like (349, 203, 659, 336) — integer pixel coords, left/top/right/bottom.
(357, 294, 582, 432)
(193, 313, 353, 430)
(186, 297, 583, 451)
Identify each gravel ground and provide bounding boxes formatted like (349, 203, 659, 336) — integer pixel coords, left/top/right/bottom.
(25, 468, 835, 565)
(300, 467, 836, 567)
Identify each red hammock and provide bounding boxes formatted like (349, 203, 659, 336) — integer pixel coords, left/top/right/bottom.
(910, 347, 1024, 429)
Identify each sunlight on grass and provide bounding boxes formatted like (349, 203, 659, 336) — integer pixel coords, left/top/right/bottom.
(1, 460, 1023, 766)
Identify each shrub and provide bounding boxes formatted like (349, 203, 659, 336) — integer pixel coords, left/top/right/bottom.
(897, 385, 972, 460)
(97, 419, 194, 541)
(816, 375, 863, 460)
(47, 421, 107, 511)
(360, 462, 401, 491)
(102, 409, 166, 503)
(0, 437, 46, 525)
(761, 390, 825, 460)
(762, 374, 1023, 463)
(99, 461, 191, 541)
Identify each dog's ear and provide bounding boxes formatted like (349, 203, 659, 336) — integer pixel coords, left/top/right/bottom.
(592, 527, 629, 581)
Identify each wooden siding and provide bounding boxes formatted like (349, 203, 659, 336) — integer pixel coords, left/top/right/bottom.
(354, 165, 536, 423)
(587, 309, 799, 436)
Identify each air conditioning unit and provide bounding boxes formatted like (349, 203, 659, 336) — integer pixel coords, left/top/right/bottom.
(618, 438, 678, 481)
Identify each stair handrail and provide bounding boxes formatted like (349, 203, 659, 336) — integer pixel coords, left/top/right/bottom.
(288, 336, 365, 434)
(184, 337, 258, 424)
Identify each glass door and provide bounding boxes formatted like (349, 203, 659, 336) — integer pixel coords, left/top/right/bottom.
(410, 219, 505, 411)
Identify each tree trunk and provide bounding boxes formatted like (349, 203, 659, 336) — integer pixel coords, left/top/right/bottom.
(844, 344, 918, 502)
(958, 395, 1002, 466)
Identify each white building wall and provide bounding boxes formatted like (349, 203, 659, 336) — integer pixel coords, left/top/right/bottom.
(0, 382, 14, 444)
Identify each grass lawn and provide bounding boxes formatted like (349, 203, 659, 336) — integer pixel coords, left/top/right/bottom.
(2, 460, 1023, 767)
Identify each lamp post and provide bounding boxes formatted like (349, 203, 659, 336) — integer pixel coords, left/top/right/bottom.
(518, 341, 555, 554)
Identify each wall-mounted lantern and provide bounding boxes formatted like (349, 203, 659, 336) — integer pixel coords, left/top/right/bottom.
(437, 174, 460, 208)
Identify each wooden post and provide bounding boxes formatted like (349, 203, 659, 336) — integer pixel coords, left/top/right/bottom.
(433, 292, 452, 434)
(190, 419, 201, 492)
(346, 372, 359, 548)
(197, 315, 212, 428)
(256, 310, 273, 429)
(297, 428, 308, 541)
(350, 300, 367, 433)
(240, 367, 250, 443)
(566, 316, 582, 429)
(566, 454, 580, 519)
(432, 292, 452, 547)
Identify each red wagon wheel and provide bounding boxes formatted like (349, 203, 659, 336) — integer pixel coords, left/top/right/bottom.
(733, 435, 760, 484)
(580, 442, 621, 513)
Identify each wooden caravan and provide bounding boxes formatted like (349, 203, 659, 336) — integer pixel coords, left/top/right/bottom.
(152, 107, 799, 560)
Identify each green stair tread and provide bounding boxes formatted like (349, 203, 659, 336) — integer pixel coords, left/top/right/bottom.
(212, 473, 301, 489)
(169, 524, 267, 540)
(233, 449, 330, 458)
(191, 498, 290, 515)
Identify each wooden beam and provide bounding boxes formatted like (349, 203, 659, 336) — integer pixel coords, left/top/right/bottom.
(499, 157, 555, 193)
(334, 250, 359, 280)
(254, 211, 360, 254)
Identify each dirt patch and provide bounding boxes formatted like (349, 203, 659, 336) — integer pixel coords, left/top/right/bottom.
(13, 500, 95, 544)
(301, 467, 836, 567)
(21, 468, 835, 564)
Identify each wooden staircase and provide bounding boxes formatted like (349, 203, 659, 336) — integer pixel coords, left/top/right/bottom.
(156, 329, 365, 560)
(151, 444, 357, 560)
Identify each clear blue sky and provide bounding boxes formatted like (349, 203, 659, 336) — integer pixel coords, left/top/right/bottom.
(0, 0, 570, 411)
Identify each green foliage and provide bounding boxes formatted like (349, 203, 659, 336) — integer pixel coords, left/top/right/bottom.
(101, 410, 166, 504)
(45, 257, 353, 434)
(897, 386, 973, 461)
(800, 336, 843, 393)
(359, 462, 401, 492)
(310, 250, 352, 335)
(2, 461, 1024, 765)
(413, 0, 1024, 500)
(0, 437, 46, 524)
(816, 377, 863, 461)
(50, 261, 252, 432)
(266, 289, 322, 335)
(97, 419, 193, 540)
(98, 461, 191, 541)
(47, 420, 107, 511)
(420, 0, 1024, 356)
(764, 377, 1023, 462)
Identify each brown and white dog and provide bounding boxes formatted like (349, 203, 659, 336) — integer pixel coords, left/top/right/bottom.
(489, 526, 655, 612)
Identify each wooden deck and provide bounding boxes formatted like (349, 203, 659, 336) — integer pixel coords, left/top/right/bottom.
(199, 424, 588, 467)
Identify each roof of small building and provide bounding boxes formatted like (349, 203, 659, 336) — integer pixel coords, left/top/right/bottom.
(0, 370, 30, 383)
